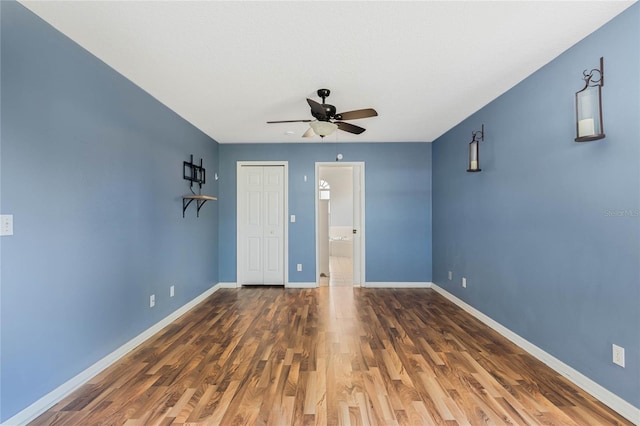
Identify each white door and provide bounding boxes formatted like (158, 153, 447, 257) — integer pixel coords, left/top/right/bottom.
(238, 165, 285, 285)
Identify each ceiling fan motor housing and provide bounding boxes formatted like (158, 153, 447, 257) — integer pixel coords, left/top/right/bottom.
(312, 88, 336, 120)
(311, 103, 337, 121)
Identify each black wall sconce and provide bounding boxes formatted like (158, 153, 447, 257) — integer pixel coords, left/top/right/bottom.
(467, 124, 484, 172)
(575, 57, 605, 142)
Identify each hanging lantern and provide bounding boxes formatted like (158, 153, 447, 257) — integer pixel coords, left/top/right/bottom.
(575, 57, 605, 142)
(467, 124, 484, 172)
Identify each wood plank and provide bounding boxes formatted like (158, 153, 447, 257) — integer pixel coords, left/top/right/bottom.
(29, 288, 634, 426)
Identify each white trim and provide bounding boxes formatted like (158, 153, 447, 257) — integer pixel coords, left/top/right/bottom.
(1, 283, 227, 426)
(236, 161, 289, 287)
(364, 282, 432, 288)
(357, 164, 366, 287)
(430, 283, 640, 425)
(216, 282, 239, 288)
(285, 282, 318, 289)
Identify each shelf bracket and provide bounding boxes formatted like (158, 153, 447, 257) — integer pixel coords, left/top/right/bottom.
(182, 197, 195, 218)
(195, 198, 209, 218)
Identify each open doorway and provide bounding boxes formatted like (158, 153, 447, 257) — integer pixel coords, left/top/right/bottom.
(315, 162, 365, 287)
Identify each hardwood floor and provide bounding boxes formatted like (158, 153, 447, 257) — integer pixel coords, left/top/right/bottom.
(329, 256, 353, 287)
(31, 287, 632, 425)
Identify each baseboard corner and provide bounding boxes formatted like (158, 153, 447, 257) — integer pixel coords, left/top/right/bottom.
(430, 282, 640, 425)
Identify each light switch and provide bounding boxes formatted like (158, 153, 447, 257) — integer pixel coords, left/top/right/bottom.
(290, 215, 296, 223)
(0, 215, 13, 236)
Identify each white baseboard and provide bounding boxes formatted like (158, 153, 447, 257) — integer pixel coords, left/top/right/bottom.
(365, 281, 433, 288)
(1, 283, 226, 426)
(430, 283, 640, 425)
(285, 282, 318, 288)
(216, 282, 239, 288)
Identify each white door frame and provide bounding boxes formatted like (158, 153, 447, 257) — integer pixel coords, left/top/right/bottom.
(237, 161, 289, 287)
(315, 162, 366, 287)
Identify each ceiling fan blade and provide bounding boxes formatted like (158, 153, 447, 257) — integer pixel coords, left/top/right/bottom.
(307, 98, 327, 119)
(336, 121, 366, 135)
(336, 108, 378, 121)
(302, 128, 315, 138)
(267, 119, 312, 123)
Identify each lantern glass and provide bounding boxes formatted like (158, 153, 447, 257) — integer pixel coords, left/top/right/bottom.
(468, 140, 480, 171)
(576, 85, 602, 139)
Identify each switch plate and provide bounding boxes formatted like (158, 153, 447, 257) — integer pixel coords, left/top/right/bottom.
(150, 294, 155, 308)
(448, 271, 452, 280)
(462, 277, 467, 288)
(0, 215, 14, 236)
(297, 264, 302, 272)
(170, 285, 175, 297)
(290, 215, 296, 223)
(612, 344, 625, 367)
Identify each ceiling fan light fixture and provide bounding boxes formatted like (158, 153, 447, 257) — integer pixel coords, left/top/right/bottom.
(309, 120, 338, 137)
(268, 89, 376, 137)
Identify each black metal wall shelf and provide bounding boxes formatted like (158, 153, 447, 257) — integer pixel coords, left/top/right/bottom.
(182, 155, 216, 217)
(182, 194, 217, 218)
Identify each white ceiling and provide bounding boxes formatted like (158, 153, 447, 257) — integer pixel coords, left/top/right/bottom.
(20, 1, 635, 144)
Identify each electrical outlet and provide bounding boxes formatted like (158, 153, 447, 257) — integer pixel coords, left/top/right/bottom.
(150, 294, 155, 308)
(462, 277, 467, 288)
(448, 271, 452, 280)
(297, 264, 302, 272)
(170, 285, 175, 297)
(612, 344, 625, 367)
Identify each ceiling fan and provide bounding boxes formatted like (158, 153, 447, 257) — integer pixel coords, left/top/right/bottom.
(267, 89, 378, 138)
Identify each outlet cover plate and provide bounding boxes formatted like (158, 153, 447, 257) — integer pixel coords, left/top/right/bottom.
(612, 344, 625, 367)
(0, 215, 14, 236)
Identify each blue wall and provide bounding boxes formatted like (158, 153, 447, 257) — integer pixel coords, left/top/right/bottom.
(3, 0, 637, 421)
(432, 4, 639, 408)
(0, 2, 219, 421)
(218, 143, 432, 284)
